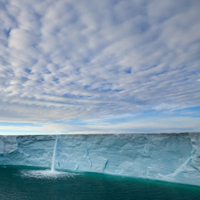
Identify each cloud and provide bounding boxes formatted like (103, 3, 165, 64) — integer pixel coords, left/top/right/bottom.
(0, 115, 199, 135)
(0, 0, 200, 133)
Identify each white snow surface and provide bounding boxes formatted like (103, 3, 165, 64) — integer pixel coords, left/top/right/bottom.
(0, 133, 200, 186)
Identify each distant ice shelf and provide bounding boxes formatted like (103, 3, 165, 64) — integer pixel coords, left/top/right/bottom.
(0, 133, 200, 187)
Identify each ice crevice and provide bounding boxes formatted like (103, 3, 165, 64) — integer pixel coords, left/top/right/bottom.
(1, 133, 200, 186)
(103, 159, 108, 172)
(86, 149, 92, 169)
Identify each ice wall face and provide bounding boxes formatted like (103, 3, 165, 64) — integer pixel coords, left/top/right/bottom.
(56, 133, 199, 186)
(0, 133, 200, 186)
(0, 135, 55, 168)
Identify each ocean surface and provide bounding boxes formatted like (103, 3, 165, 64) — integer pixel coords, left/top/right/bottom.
(0, 167, 200, 200)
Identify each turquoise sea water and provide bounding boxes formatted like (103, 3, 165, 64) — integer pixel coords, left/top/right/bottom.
(0, 167, 200, 200)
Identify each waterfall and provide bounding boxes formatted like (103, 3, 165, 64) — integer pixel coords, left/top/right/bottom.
(51, 136, 58, 172)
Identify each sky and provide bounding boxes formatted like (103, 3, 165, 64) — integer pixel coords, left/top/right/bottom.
(0, 0, 200, 135)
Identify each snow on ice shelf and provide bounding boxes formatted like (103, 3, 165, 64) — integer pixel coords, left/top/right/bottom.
(0, 133, 200, 187)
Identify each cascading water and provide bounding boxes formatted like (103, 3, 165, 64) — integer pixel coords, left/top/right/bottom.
(51, 136, 58, 172)
(14, 135, 70, 178)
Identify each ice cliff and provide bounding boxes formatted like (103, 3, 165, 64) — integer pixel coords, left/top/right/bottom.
(0, 133, 200, 186)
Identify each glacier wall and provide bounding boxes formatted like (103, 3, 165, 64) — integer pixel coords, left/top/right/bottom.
(0, 133, 200, 186)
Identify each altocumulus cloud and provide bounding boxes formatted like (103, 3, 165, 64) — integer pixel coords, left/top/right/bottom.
(0, 0, 200, 134)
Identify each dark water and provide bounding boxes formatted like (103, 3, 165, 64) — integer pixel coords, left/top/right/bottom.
(1, 167, 200, 200)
